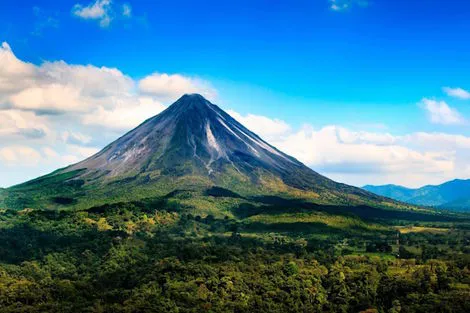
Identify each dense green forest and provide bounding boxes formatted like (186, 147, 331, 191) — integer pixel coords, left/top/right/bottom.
(1, 194, 469, 312)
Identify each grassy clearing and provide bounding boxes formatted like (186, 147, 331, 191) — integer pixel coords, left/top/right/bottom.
(247, 212, 391, 233)
(397, 226, 450, 234)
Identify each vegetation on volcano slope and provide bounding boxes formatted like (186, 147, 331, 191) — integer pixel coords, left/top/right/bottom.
(0, 193, 469, 313)
(1, 166, 421, 214)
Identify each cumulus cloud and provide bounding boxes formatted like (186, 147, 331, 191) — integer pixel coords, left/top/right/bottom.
(211, 110, 460, 186)
(443, 87, 470, 100)
(226, 110, 291, 142)
(122, 3, 132, 17)
(67, 145, 100, 159)
(72, 0, 113, 27)
(219, 109, 470, 187)
(138, 73, 217, 102)
(0, 146, 43, 166)
(0, 42, 214, 186)
(0, 110, 50, 140)
(82, 96, 166, 130)
(335, 127, 396, 146)
(72, 0, 136, 27)
(402, 132, 470, 150)
(329, 0, 369, 11)
(330, 0, 349, 11)
(0, 43, 36, 96)
(10, 84, 85, 114)
(0, 42, 209, 118)
(62, 131, 92, 145)
(219, 106, 470, 187)
(266, 124, 470, 187)
(420, 98, 465, 125)
(272, 126, 452, 175)
(0, 143, 98, 186)
(39, 61, 134, 98)
(0, 43, 137, 116)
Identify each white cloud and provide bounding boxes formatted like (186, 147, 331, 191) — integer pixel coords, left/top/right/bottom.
(73, 0, 110, 19)
(0, 110, 50, 140)
(0, 144, 99, 187)
(330, 1, 349, 11)
(42, 147, 59, 158)
(10, 84, 85, 113)
(0, 42, 214, 186)
(72, 0, 113, 27)
(62, 131, 92, 145)
(72, 0, 136, 27)
(420, 98, 465, 125)
(222, 110, 470, 187)
(226, 110, 291, 141)
(335, 127, 396, 145)
(267, 125, 470, 187)
(443, 87, 470, 100)
(402, 132, 470, 150)
(329, 0, 368, 11)
(138, 73, 217, 102)
(0, 146, 43, 166)
(271, 126, 451, 174)
(122, 3, 132, 17)
(39, 61, 134, 99)
(0, 43, 36, 96)
(67, 145, 100, 159)
(0, 42, 209, 118)
(0, 43, 135, 115)
(82, 96, 166, 130)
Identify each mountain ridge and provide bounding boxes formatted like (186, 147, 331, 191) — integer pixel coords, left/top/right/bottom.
(363, 179, 470, 212)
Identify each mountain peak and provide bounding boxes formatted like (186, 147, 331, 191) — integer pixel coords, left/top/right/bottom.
(172, 93, 211, 109)
(181, 93, 206, 100)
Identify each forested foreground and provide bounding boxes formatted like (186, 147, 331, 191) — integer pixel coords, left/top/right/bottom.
(0, 201, 469, 313)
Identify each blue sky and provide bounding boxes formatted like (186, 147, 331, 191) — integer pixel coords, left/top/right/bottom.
(1, 0, 470, 188)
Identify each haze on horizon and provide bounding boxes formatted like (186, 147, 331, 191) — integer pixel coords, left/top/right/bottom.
(2, 0, 470, 189)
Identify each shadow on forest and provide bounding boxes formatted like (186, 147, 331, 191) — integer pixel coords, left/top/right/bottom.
(2, 188, 465, 264)
(232, 195, 465, 223)
(0, 223, 122, 264)
(243, 221, 347, 235)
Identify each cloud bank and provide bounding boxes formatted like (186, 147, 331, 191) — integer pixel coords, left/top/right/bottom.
(229, 111, 470, 188)
(0, 42, 215, 186)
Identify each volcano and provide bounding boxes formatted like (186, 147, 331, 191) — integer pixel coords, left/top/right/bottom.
(69, 93, 308, 182)
(2, 94, 394, 210)
(68, 94, 341, 189)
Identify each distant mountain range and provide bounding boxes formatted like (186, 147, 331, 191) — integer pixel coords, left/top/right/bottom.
(363, 179, 470, 212)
